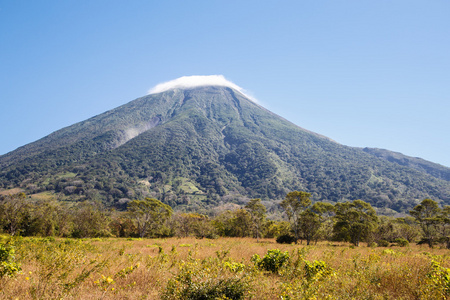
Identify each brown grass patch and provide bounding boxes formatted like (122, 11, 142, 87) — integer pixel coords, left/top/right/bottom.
(1, 237, 450, 299)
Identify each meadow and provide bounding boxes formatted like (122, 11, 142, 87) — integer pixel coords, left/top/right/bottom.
(1, 236, 450, 299)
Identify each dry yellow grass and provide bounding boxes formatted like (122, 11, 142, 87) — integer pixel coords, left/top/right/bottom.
(1, 236, 450, 299)
(29, 191, 58, 201)
(0, 188, 24, 196)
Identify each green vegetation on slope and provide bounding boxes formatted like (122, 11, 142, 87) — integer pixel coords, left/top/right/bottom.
(1, 86, 450, 213)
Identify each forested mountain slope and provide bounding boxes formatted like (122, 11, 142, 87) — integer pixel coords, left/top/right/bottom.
(363, 147, 450, 182)
(1, 86, 450, 213)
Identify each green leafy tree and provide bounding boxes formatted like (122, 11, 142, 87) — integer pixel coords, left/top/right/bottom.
(409, 198, 441, 248)
(395, 216, 421, 243)
(212, 209, 252, 237)
(333, 200, 378, 246)
(245, 198, 266, 242)
(280, 191, 311, 242)
(299, 209, 321, 245)
(440, 206, 450, 248)
(127, 198, 173, 238)
(172, 213, 216, 238)
(172, 213, 199, 238)
(71, 201, 112, 238)
(310, 202, 335, 242)
(23, 200, 64, 237)
(109, 212, 137, 237)
(0, 193, 29, 236)
(299, 202, 335, 245)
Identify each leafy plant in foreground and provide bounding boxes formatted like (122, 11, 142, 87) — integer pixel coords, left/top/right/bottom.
(0, 241, 21, 278)
(252, 249, 290, 274)
(162, 257, 251, 300)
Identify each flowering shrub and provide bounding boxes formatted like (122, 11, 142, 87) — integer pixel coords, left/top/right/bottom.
(162, 257, 251, 300)
(252, 249, 290, 273)
(0, 242, 21, 278)
(304, 259, 334, 281)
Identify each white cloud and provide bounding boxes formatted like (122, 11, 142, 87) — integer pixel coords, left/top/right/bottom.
(148, 75, 257, 102)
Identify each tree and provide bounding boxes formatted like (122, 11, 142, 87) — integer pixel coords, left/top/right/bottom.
(71, 201, 112, 238)
(0, 193, 29, 236)
(109, 212, 137, 238)
(212, 209, 252, 237)
(409, 198, 441, 248)
(127, 198, 173, 238)
(245, 198, 266, 242)
(310, 202, 335, 242)
(333, 200, 378, 246)
(298, 202, 335, 245)
(280, 191, 311, 242)
(171, 213, 215, 238)
(22, 200, 59, 237)
(439, 206, 450, 248)
(299, 209, 320, 245)
(395, 216, 420, 243)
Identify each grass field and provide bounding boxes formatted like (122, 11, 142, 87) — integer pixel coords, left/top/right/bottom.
(1, 236, 450, 299)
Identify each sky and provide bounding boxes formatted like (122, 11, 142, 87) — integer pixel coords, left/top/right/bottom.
(0, 1, 449, 167)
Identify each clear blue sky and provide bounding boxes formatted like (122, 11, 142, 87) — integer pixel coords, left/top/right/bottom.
(1, 1, 449, 167)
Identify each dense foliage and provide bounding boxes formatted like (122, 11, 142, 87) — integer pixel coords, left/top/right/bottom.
(2, 191, 450, 250)
(1, 86, 450, 214)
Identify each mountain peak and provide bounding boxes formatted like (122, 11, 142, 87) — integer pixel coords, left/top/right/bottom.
(2, 79, 450, 213)
(148, 75, 256, 102)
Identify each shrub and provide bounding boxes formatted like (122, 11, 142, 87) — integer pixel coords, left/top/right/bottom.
(378, 239, 390, 247)
(394, 238, 409, 247)
(276, 234, 296, 244)
(0, 242, 21, 278)
(368, 242, 378, 248)
(205, 233, 219, 239)
(422, 260, 450, 298)
(162, 258, 250, 300)
(304, 259, 334, 281)
(165, 276, 248, 300)
(252, 249, 290, 273)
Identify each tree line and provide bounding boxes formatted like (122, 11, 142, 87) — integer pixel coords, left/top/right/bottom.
(1, 191, 449, 248)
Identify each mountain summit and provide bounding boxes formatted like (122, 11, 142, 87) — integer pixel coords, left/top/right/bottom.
(1, 78, 450, 213)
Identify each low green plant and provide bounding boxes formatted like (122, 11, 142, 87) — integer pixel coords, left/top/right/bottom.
(378, 239, 390, 247)
(0, 241, 21, 278)
(279, 259, 334, 299)
(26, 239, 108, 298)
(162, 257, 251, 300)
(368, 242, 378, 248)
(252, 249, 290, 273)
(394, 237, 409, 247)
(422, 260, 450, 298)
(303, 259, 334, 281)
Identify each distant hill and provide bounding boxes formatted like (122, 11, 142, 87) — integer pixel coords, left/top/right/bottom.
(363, 147, 450, 181)
(1, 85, 450, 213)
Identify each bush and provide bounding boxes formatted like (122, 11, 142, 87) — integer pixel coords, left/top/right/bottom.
(304, 260, 334, 281)
(378, 239, 390, 247)
(252, 249, 290, 273)
(276, 234, 296, 244)
(166, 276, 248, 299)
(394, 238, 409, 247)
(205, 233, 219, 239)
(424, 260, 450, 297)
(368, 242, 378, 248)
(0, 242, 22, 278)
(162, 258, 250, 300)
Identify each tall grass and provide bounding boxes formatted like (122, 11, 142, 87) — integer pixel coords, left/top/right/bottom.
(1, 235, 450, 299)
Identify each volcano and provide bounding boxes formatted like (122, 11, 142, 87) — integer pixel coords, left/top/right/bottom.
(1, 76, 449, 213)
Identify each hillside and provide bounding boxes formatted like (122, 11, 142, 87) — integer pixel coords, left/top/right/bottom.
(363, 147, 450, 182)
(1, 85, 450, 213)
